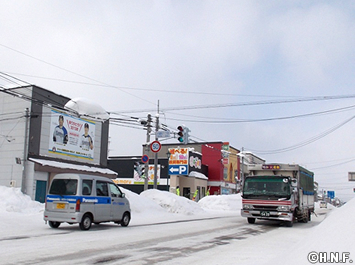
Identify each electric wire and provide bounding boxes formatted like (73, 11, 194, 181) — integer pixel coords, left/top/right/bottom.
(114, 94, 355, 114)
(163, 104, 355, 123)
(247, 114, 355, 154)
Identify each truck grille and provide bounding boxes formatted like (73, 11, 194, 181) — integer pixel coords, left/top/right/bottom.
(253, 205, 278, 211)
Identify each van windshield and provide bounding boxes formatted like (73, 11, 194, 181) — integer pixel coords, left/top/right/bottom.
(49, 179, 78, 195)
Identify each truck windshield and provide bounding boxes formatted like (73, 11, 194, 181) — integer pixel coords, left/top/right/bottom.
(243, 176, 291, 198)
(49, 179, 78, 195)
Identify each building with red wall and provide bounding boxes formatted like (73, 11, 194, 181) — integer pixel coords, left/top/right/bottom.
(201, 142, 240, 195)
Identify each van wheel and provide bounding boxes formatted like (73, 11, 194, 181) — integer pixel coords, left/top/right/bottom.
(80, 214, 92, 230)
(48, 221, 61, 228)
(120, 212, 130, 227)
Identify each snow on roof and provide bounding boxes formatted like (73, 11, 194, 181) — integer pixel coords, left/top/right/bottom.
(188, 171, 208, 180)
(29, 158, 117, 175)
(64, 97, 109, 120)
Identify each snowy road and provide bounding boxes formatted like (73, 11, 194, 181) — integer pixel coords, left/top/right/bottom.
(1, 213, 327, 265)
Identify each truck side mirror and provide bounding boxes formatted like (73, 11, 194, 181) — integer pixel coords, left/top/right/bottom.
(291, 179, 297, 187)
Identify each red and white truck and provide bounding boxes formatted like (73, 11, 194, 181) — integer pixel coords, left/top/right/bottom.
(241, 163, 314, 227)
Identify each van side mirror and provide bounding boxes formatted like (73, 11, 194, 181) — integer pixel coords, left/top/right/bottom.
(121, 193, 126, 198)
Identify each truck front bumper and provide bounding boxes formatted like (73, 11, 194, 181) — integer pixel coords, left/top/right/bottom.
(241, 210, 293, 222)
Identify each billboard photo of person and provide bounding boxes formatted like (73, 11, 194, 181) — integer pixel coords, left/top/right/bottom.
(80, 123, 94, 150)
(53, 115, 68, 144)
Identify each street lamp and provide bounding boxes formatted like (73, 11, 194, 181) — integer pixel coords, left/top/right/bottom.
(166, 150, 171, 191)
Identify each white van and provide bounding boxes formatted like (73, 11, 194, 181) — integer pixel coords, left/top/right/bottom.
(44, 173, 131, 230)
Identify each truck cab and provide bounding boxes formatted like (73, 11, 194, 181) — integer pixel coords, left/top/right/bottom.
(241, 163, 314, 227)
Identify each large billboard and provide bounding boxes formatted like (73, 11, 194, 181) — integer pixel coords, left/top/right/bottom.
(48, 109, 96, 160)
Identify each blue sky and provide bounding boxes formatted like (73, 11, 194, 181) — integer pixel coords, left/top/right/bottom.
(1, 0, 355, 200)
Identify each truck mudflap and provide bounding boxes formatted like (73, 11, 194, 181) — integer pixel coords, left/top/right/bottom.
(241, 209, 293, 222)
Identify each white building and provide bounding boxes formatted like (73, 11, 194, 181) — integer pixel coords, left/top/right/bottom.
(0, 85, 116, 202)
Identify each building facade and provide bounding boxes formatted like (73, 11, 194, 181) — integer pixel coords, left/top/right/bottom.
(108, 141, 240, 199)
(0, 85, 115, 202)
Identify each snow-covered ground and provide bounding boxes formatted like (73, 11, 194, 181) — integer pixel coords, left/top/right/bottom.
(1, 185, 354, 264)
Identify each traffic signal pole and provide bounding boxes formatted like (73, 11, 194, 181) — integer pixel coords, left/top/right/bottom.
(144, 114, 152, 191)
(153, 101, 159, 189)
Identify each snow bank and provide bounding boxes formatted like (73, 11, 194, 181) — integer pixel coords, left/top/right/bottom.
(198, 194, 242, 211)
(0, 186, 43, 214)
(265, 197, 355, 265)
(140, 189, 205, 215)
(120, 187, 167, 214)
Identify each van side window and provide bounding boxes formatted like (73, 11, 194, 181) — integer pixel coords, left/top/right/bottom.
(96, 181, 109, 196)
(82, 180, 92, 195)
(109, 183, 122, 197)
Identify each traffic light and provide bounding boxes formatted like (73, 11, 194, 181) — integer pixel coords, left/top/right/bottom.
(177, 125, 190, 144)
(141, 166, 146, 179)
(134, 162, 142, 176)
(134, 162, 147, 178)
(177, 125, 184, 143)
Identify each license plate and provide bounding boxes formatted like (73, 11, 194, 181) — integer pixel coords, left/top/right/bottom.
(260, 211, 270, 217)
(56, 203, 66, 209)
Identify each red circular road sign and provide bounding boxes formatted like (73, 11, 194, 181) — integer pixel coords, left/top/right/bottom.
(141, 154, 149, 163)
(150, 140, 161, 153)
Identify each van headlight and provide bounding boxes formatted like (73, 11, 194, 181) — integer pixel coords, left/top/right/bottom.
(276, 205, 290, 211)
(243, 204, 254, 210)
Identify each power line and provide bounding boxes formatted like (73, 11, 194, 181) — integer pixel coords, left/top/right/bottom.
(0, 43, 155, 106)
(163, 104, 355, 123)
(3, 71, 309, 98)
(248, 114, 355, 154)
(114, 94, 355, 114)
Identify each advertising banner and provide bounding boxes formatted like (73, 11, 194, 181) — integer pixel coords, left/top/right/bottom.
(48, 109, 95, 160)
(168, 148, 189, 175)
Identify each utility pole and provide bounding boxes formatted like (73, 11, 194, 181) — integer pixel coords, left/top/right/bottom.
(241, 147, 244, 185)
(21, 108, 30, 194)
(153, 100, 159, 189)
(144, 113, 152, 191)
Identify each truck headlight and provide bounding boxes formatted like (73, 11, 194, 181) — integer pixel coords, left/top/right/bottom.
(276, 205, 290, 211)
(243, 204, 254, 210)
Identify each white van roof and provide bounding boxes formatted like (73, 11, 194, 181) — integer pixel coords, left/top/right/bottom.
(53, 173, 113, 182)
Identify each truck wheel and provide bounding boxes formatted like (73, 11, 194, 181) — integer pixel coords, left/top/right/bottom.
(302, 212, 309, 223)
(285, 220, 293, 227)
(247, 218, 256, 224)
(79, 214, 92, 230)
(48, 221, 61, 228)
(285, 213, 294, 227)
(120, 212, 131, 227)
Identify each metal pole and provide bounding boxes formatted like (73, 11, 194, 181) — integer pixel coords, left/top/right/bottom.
(144, 114, 152, 191)
(21, 108, 30, 194)
(153, 101, 159, 189)
(166, 150, 171, 191)
(241, 147, 244, 185)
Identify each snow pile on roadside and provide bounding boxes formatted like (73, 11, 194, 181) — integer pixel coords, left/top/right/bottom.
(304, 197, 355, 251)
(0, 185, 240, 218)
(120, 187, 167, 214)
(198, 194, 242, 211)
(140, 189, 205, 215)
(0, 186, 43, 214)
(265, 197, 355, 265)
